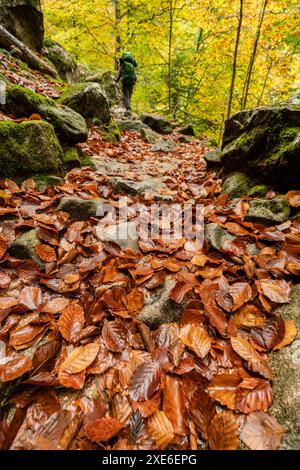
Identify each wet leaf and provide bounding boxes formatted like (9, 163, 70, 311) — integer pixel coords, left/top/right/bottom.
(61, 343, 100, 374)
(102, 320, 127, 352)
(129, 361, 161, 401)
(84, 417, 123, 442)
(147, 410, 174, 449)
(208, 411, 239, 450)
(179, 324, 211, 359)
(35, 244, 57, 262)
(0, 354, 32, 382)
(240, 411, 285, 450)
(257, 280, 291, 304)
(58, 302, 85, 343)
(274, 320, 297, 350)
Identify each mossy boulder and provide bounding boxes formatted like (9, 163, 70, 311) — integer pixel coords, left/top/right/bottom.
(85, 70, 122, 106)
(221, 104, 300, 191)
(117, 119, 149, 133)
(59, 82, 111, 126)
(0, 0, 44, 52)
(57, 196, 106, 220)
(178, 124, 196, 136)
(43, 39, 79, 84)
(62, 145, 81, 170)
(221, 172, 255, 199)
(270, 285, 300, 450)
(140, 126, 160, 144)
(0, 120, 64, 178)
(3, 84, 88, 144)
(245, 196, 290, 225)
(247, 185, 269, 197)
(204, 149, 222, 172)
(140, 113, 172, 134)
(101, 119, 121, 144)
(9, 229, 45, 269)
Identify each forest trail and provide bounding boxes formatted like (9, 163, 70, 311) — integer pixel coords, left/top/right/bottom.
(1, 114, 299, 450)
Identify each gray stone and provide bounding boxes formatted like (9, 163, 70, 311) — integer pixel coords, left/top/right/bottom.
(0, 120, 64, 179)
(246, 197, 290, 225)
(3, 83, 88, 144)
(140, 113, 172, 134)
(178, 124, 196, 136)
(222, 172, 255, 199)
(204, 149, 222, 171)
(270, 285, 300, 450)
(151, 139, 176, 153)
(34, 175, 63, 192)
(110, 175, 172, 201)
(136, 277, 183, 328)
(0, 0, 44, 51)
(117, 119, 149, 133)
(96, 221, 140, 252)
(57, 197, 106, 220)
(205, 223, 236, 250)
(9, 229, 45, 269)
(140, 126, 160, 144)
(59, 82, 110, 126)
(86, 70, 122, 106)
(221, 104, 300, 191)
(43, 39, 79, 84)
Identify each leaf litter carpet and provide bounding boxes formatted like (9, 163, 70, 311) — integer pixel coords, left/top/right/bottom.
(0, 128, 299, 450)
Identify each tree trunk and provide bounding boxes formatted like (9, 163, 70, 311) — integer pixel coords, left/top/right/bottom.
(113, 0, 122, 70)
(0, 25, 57, 78)
(227, 0, 244, 119)
(241, 0, 269, 110)
(168, 0, 174, 115)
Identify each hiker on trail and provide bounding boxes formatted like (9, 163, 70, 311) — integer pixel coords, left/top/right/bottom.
(115, 51, 137, 113)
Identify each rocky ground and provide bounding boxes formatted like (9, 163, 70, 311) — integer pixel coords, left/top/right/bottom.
(0, 114, 300, 450)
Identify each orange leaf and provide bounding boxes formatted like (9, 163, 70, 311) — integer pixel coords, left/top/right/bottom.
(58, 302, 85, 343)
(208, 412, 239, 450)
(35, 244, 57, 262)
(274, 320, 297, 350)
(61, 343, 100, 374)
(240, 412, 285, 450)
(147, 410, 174, 449)
(0, 354, 32, 382)
(84, 417, 123, 442)
(179, 324, 211, 359)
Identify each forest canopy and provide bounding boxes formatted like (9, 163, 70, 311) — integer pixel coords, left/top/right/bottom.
(43, 0, 299, 140)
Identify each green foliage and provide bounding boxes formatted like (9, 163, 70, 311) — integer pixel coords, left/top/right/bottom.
(42, 0, 300, 139)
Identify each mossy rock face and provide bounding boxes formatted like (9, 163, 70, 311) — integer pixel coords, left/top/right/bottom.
(221, 172, 255, 199)
(59, 82, 111, 126)
(0, 120, 64, 178)
(140, 126, 160, 144)
(178, 124, 196, 137)
(43, 39, 79, 84)
(247, 184, 269, 197)
(86, 70, 122, 106)
(3, 84, 88, 144)
(221, 104, 300, 191)
(0, 0, 44, 52)
(57, 196, 106, 220)
(246, 196, 290, 225)
(62, 145, 81, 170)
(117, 119, 149, 133)
(270, 285, 300, 450)
(140, 113, 172, 134)
(9, 229, 45, 269)
(101, 119, 121, 144)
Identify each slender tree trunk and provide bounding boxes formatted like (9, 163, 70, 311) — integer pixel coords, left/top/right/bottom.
(113, 0, 122, 70)
(227, 0, 244, 119)
(0, 25, 57, 78)
(257, 60, 273, 106)
(168, 0, 174, 115)
(241, 0, 269, 110)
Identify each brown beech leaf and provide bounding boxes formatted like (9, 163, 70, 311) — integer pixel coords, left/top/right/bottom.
(0, 234, 8, 259)
(285, 190, 300, 207)
(58, 368, 85, 390)
(229, 282, 252, 312)
(236, 380, 272, 414)
(102, 320, 127, 352)
(163, 375, 188, 436)
(35, 244, 57, 262)
(61, 343, 100, 374)
(10, 324, 46, 349)
(0, 354, 32, 382)
(179, 323, 211, 359)
(125, 289, 144, 314)
(111, 394, 132, 425)
(208, 372, 242, 410)
(42, 297, 70, 314)
(58, 302, 85, 343)
(274, 320, 297, 350)
(147, 410, 174, 449)
(129, 361, 161, 402)
(188, 388, 216, 439)
(168, 338, 185, 367)
(240, 411, 285, 450)
(208, 412, 239, 450)
(131, 390, 161, 418)
(32, 340, 60, 372)
(257, 279, 291, 304)
(0, 297, 19, 310)
(251, 316, 285, 351)
(232, 304, 265, 329)
(19, 286, 43, 311)
(230, 336, 273, 380)
(84, 417, 123, 443)
(199, 282, 228, 337)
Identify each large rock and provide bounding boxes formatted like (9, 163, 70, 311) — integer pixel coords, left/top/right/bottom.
(245, 197, 290, 225)
(86, 70, 122, 106)
(59, 83, 110, 126)
(221, 105, 300, 191)
(221, 172, 256, 199)
(9, 229, 45, 269)
(117, 119, 149, 133)
(136, 277, 183, 328)
(3, 84, 88, 144)
(0, 0, 44, 51)
(140, 127, 160, 144)
(140, 113, 172, 134)
(0, 120, 64, 178)
(57, 197, 106, 220)
(43, 39, 79, 84)
(270, 285, 300, 450)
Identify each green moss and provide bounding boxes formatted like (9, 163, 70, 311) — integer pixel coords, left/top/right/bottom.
(5, 83, 55, 117)
(247, 185, 269, 197)
(81, 157, 96, 168)
(101, 119, 121, 143)
(0, 120, 64, 178)
(58, 82, 91, 102)
(222, 172, 256, 199)
(62, 145, 81, 170)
